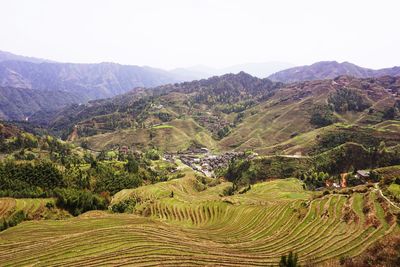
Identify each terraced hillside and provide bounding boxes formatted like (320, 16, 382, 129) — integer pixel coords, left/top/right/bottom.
(0, 198, 68, 221)
(38, 73, 400, 155)
(0, 172, 398, 266)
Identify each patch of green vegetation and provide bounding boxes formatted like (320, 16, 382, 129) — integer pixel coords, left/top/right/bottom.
(387, 184, 400, 200)
(328, 87, 371, 113)
(309, 104, 337, 127)
(152, 124, 173, 129)
(220, 156, 311, 194)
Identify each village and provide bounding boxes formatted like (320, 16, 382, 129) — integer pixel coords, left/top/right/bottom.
(164, 147, 249, 177)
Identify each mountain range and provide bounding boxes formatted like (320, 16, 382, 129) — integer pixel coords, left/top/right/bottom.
(0, 50, 400, 122)
(171, 61, 294, 80)
(0, 51, 183, 120)
(31, 71, 399, 155)
(268, 61, 400, 82)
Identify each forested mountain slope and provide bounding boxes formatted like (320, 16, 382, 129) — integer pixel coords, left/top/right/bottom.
(0, 86, 83, 121)
(268, 61, 400, 83)
(32, 73, 400, 154)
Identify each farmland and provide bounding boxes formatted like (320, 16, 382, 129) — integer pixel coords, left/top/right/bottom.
(0, 173, 398, 266)
(0, 198, 68, 222)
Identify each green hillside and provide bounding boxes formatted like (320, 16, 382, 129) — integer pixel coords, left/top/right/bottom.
(0, 172, 398, 266)
(81, 118, 217, 152)
(35, 73, 400, 155)
(1, 73, 399, 266)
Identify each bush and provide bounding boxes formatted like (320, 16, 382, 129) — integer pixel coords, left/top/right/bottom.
(145, 149, 160, 160)
(0, 160, 64, 197)
(111, 197, 137, 213)
(125, 155, 139, 173)
(310, 104, 336, 127)
(328, 88, 371, 112)
(0, 210, 26, 231)
(279, 251, 299, 267)
(93, 164, 143, 195)
(54, 188, 109, 216)
(222, 185, 235, 196)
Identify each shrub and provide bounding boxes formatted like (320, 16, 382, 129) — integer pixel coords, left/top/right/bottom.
(93, 164, 143, 195)
(54, 188, 109, 216)
(111, 197, 137, 213)
(145, 149, 160, 160)
(279, 251, 299, 267)
(222, 185, 235, 196)
(0, 210, 26, 231)
(310, 104, 336, 127)
(328, 88, 371, 112)
(0, 160, 64, 197)
(125, 155, 139, 173)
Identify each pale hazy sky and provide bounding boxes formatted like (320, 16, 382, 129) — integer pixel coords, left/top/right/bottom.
(1, 0, 399, 69)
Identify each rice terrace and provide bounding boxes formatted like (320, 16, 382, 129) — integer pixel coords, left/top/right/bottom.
(1, 167, 399, 266)
(1, 0, 400, 266)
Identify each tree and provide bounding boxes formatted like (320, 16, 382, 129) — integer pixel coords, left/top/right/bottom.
(382, 107, 397, 120)
(145, 149, 160, 160)
(279, 251, 300, 267)
(54, 188, 108, 216)
(310, 104, 336, 127)
(125, 154, 139, 173)
(328, 88, 370, 112)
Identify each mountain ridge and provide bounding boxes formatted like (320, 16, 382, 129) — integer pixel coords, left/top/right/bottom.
(0, 50, 55, 64)
(29, 72, 400, 154)
(268, 61, 400, 82)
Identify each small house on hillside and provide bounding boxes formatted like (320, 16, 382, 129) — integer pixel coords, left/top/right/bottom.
(356, 170, 370, 180)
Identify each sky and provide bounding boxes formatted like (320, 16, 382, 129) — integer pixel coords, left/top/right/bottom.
(1, 0, 399, 70)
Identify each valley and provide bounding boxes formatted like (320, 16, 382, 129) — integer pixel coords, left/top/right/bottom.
(1, 51, 400, 266)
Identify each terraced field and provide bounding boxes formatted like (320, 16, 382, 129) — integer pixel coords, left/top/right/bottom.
(0, 174, 398, 266)
(0, 197, 70, 232)
(0, 198, 57, 220)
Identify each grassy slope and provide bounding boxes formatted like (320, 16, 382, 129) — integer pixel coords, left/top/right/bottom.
(0, 198, 69, 221)
(218, 86, 324, 152)
(69, 76, 399, 155)
(250, 121, 400, 155)
(1, 171, 398, 266)
(82, 118, 217, 152)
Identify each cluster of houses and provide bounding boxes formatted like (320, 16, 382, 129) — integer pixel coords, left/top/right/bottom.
(323, 170, 371, 190)
(177, 148, 247, 177)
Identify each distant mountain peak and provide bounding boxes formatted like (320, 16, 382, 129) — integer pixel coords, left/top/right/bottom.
(268, 61, 400, 83)
(0, 50, 56, 64)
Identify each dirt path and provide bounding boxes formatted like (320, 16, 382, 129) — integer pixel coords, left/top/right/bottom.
(373, 183, 400, 210)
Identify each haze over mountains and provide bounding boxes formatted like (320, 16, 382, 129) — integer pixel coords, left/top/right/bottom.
(268, 61, 400, 83)
(0, 50, 399, 122)
(0, 51, 181, 120)
(171, 61, 294, 80)
(0, 50, 54, 64)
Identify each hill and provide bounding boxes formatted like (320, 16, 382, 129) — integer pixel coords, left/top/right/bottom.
(0, 71, 399, 266)
(221, 75, 400, 153)
(0, 86, 83, 121)
(36, 73, 400, 154)
(33, 72, 284, 147)
(0, 173, 398, 266)
(0, 50, 54, 64)
(0, 50, 185, 121)
(268, 61, 400, 83)
(0, 60, 180, 100)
